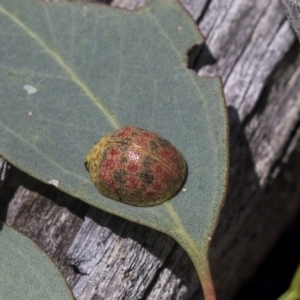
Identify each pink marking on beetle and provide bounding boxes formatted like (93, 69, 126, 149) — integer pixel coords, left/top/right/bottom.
(99, 169, 110, 184)
(127, 163, 139, 173)
(127, 176, 139, 190)
(135, 131, 154, 146)
(141, 132, 152, 138)
(109, 147, 120, 156)
(160, 147, 177, 160)
(152, 183, 162, 191)
(102, 159, 115, 170)
(135, 136, 148, 147)
(116, 126, 132, 138)
(154, 164, 163, 175)
(106, 179, 116, 189)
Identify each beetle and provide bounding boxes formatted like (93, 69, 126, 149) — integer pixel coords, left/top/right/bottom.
(85, 126, 187, 206)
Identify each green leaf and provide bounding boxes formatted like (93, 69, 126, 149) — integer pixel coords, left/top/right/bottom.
(0, 222, 74, 299)
(0, 1, 228, 298)
(278, 265, 300, 300)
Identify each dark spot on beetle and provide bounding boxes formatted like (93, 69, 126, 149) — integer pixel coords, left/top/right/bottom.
(149, 141, 159, 153)
(123, 137, 132, 144)
(143, 155, 154, 168)
(120, 156, 127, 163)
(120, 145, 129, 152)
(139, 172, 154, 184)
(102, 148, 109, 161)
(84, 160, 89, 171)
(156, 136, 171, 147)
(114, 169, 127, 184)
(131, 130, 139, 137)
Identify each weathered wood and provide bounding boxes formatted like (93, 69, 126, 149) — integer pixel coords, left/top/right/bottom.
(68, 208, 199, 299)
(1, 0, 300, 299)
(1, 167, 89, 285)
(197, 0, 296, 184)
(1, 167, 201, 299)
(195, 0, 300, 297)
(282, 0, 300, 41)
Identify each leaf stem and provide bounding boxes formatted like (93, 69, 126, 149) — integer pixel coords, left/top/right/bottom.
(164, 202, 216, 300)
(197, 257, 217, 300)
(186, 241, 216, 300)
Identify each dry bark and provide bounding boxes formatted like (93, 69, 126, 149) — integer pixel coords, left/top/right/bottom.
(282, 0, 300, 41)
(1, 0, 300, 299)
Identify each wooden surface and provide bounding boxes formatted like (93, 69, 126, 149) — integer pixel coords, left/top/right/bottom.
(282, 0, 300, 41)
(1, 0, 300, 299)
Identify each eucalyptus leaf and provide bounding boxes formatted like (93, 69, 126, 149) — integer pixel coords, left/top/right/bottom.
(0, 222, 74, 300)
(0, 1, 228, 298)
